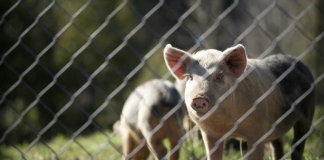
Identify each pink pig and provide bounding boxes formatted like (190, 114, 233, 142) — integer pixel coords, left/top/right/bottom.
(163, 44, 315, 160)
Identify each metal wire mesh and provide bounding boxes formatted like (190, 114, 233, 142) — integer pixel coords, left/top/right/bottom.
(1, 0, 324, 159)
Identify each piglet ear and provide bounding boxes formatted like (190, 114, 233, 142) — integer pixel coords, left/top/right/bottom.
(164, 44, 192, 80)
(221, 44, 247, 78)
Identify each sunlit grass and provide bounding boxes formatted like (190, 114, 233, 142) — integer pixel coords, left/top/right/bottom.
(1, 107, 323, 160)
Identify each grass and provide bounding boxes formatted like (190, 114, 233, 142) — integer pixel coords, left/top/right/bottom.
(1, 106, 324, 160)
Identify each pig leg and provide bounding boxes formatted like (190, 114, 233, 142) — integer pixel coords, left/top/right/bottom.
(201, 131, 223, 160)
(138, 109, 168, 159)
(139, 119, 167, 159)
(291, 96, 315, 160)
(246, 140, 265, 160)
(291, 119, 311, 160)
(168, 136, 181, 160)
(270, 138, 284, 160)
(130, 141, 150, 160)
(122, 128, 149, 160)
(122, 131, 135, 160)
(167, 115, 185, 160)
(145, 136, 167, 160)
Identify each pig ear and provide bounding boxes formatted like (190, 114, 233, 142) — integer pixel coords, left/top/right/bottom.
(221, 44, 247, 78)
(164, 44, 192, 80)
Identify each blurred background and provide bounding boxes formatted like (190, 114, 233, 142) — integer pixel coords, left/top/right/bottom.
(1, 0, 324, 159)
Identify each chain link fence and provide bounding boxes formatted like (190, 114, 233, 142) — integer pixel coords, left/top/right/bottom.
(1, 0, 324, 159)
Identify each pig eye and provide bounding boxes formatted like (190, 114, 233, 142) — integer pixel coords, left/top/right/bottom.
(215, 71, 223, 81)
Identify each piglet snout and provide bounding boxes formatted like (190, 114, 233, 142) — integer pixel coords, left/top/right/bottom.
(191, 98, 209, 112)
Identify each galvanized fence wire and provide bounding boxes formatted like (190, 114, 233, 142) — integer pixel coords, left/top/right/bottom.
(0, 0, 323, 159)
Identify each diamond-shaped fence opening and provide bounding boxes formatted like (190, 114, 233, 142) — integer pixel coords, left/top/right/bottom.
(1, 0, 324, 159)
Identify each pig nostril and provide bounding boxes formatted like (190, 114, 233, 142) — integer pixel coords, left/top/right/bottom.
(194, 103, 197, 107)
(203, 103, 206, 107)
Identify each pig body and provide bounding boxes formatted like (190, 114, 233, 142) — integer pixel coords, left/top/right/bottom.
(118, 79, 185, 160)
(163, 44, 315, 160)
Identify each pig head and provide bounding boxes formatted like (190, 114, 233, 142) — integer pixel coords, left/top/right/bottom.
(164, 44, 251, 120)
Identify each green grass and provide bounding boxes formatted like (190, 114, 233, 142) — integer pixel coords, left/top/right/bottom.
(1, 107, 324, 160)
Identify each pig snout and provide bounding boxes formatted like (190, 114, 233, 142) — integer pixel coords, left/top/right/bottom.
(191, 97, 209, 112)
